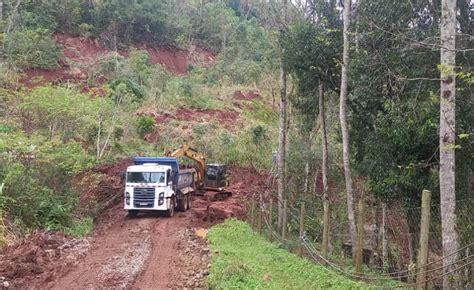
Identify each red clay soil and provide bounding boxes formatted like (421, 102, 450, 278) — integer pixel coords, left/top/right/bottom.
(20, 33, 216, 87)
(20, 67, 76, 88)
(232, 89, 263, 109)
(137, 45, 188, 75)
(138, 108, 241, 141)
(0, 231, 90, 288)
(233, 90, 262, 101)
(75, 158, 132, 211)
(55, 33, 110, 68)
(0, 166, 267, 289)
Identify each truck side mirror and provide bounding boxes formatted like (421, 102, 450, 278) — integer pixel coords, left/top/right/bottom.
(120, 172, 126, 181)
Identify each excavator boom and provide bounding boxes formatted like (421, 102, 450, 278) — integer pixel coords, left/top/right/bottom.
(166, 144, 206, 188)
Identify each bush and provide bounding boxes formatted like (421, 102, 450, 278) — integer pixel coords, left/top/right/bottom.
(137, 116, 156, 138)
(17, 86, 104, 139)
(4, 28, 62, 70)
(0, 131, 94, 232)
(108, 78, 146, 104)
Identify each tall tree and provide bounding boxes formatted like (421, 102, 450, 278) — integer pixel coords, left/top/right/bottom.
(277, 0, 288, 231)
(439, 0, 459, 287)
(319, 81, 328, 198)
(339, 0, 357, 258)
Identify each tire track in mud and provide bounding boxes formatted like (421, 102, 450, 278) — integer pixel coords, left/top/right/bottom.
(49, 207, 155, 289)
(49, 205, 211, 289)
(133, 215, 185, 289)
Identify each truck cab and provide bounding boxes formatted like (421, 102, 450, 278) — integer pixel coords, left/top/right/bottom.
(124, 157, 195, 217)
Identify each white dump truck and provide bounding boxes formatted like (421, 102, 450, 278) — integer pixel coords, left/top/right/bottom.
(124, 157, 195, 217)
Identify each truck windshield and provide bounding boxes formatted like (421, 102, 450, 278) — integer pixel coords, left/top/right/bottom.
(127, 172, 165, 183)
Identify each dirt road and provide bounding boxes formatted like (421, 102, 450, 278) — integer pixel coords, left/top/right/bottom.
(0, 167, 267, 289)
(46, 201, 211, 289)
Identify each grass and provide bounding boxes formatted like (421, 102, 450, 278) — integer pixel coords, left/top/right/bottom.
(62, 217, 94, 238)
(207, 219, 374, 289)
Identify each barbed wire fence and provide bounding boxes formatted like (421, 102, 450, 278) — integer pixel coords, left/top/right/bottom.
(246, 190, 473, 288)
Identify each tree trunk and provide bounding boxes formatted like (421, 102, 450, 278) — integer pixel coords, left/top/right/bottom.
(319, 81, 328, 198)
(304, 161, 309, 194)
(277, 61, 287, 231)
(222, 30, 227, 60)
(277, 0, 288, 233)
(440, 0, 459, 288)
(339, 0, 357, 259)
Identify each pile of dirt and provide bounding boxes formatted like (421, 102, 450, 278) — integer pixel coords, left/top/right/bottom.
(0, 231, 90, 288)
(226, 166, 269, 197)
(191, 167, 269, 224)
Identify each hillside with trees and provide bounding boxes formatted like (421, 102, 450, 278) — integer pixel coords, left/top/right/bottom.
(0, 0, 472, 289)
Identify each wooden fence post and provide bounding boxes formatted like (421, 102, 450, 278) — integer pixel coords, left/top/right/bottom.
(268, 199, 273, 241)
(322, 198, 330, 259)
(416, 189, 431, 290)
(355, 197, 365, 275)
(382, 203, 387, 272)
(298, 202, 306, 256)
(258, 194, 262, 234)
(250, 197, 255, 228)
(282, 199, 287, 241)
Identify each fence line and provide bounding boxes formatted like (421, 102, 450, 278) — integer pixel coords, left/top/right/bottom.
(249, 191, 474, 288)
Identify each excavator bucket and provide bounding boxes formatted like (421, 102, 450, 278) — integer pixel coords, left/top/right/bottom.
(212, 190, 232, 201)
(204, 164, 228, 189)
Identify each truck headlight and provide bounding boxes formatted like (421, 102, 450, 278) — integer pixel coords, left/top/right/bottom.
(125, 192, 131, 205)
(158, 192, 164, 205)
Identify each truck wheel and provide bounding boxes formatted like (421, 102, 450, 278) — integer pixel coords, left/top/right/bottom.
(177, 195, 186, 212)
(184, 195, 189, 211)
(128, 210, 138, 218)
(166, 197, 175, 217)
(187, 194, 192, 209)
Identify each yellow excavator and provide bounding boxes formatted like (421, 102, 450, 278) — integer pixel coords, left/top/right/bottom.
(166, 144, 230, 195)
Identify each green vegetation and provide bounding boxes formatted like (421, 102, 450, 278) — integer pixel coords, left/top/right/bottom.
(62, 217, 94, 238)
(207, 219, 369, 289)
(281, 0, 473, 207)
(0, 85, 128, 234)
(4, 28, 62, 69)
(0, 3, 468, 287)
(0, 1, 279, 239)
(136, 116, 156, 138)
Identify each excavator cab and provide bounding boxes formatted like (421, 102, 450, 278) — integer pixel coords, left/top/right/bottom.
(204, 164, 227, 189)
